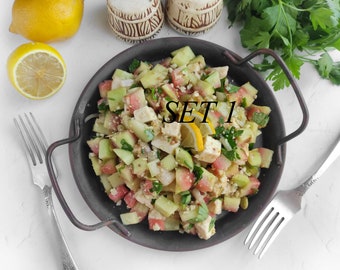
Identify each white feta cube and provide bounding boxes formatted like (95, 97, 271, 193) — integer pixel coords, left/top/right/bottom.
(151, 135, 180, 154)
(195, 215, 216, 240)
(196, 136, 221, 163)
(133, 106, 157, 123)
(161, 122, 181, 138)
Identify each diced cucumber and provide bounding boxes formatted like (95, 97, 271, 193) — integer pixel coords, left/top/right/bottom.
(240, 82, 259, 107)
(112, 68, 134, 80)
(107, 172, 125, 188)
(245, 164, 260, 177)
(111, 130, 136, 149)
(194, 80, 214, 97)
(231, 173, 250, 188)
(98, 139, 115, 160)
(188, 55, 206, 68)
(204, 71, 221, 88)
(134, 61, 152, 75)
(175, 148, 194, 171)
(171, 46, 196, 66)
(258, 148, 274, 168)
(147, 159, 161, 177)
(120, 211, 140, 225)
(93, 118, 110, 135)
(140, 64, 168, 89)
(161, 84, 178, 101)
(237, 128, 253, 144)
(152, 63, 168, 75)
(113, 148, 135, 165)
(128, 118, 154, 142)
(116, 163, 133, 182)
(154, 195, 178, 217)
(160, 154, 177, 171)
(107, 87, 126, 111)
(99, 175, 112, 193)
(248, 149, 262, 167)
(132, 157, 148, 176)
(179, 206, 198, 222)
(179, 203, 208, 224)
(199, 167, 218, 189)
(164, 215, 180, 231)
(223, 196, 241, 212)
(89, 155, 101, 176)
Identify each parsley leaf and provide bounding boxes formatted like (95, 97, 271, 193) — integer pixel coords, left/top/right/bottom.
(151, 181, 163, 195)
(224, 0, 340, 90)
(252, 112, 270, 127)
(120, 139, 133, 152)
(214, 125, 243, 161)
(316, 53, 333, 78)
(193, 166, 204, 183)
(128, 59, 140, 73)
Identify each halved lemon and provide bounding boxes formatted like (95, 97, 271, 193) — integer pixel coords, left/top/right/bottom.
(191, 110, 216, 136)
(180, 116, 204, 152)
(7, 42, 66, 100)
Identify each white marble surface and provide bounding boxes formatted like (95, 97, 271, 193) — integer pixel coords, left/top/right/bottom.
(1, 1, 340, 269)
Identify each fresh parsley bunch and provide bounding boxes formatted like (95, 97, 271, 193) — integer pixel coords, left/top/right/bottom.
(224, 0, 340, 90)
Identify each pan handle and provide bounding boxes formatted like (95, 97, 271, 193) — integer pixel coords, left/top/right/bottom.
(45, 118, 131, 237)
(223, 48, 309, 146)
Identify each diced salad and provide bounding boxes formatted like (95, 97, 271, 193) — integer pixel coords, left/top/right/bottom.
(87, 46, 274, 240)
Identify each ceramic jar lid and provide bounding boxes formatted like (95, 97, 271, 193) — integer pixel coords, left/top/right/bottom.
(107, 0, 164, 43)
(166, 0, 223, 35)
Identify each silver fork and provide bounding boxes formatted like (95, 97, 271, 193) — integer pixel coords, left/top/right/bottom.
(14, 113, 80, 270)
(245, 135, 340, 259)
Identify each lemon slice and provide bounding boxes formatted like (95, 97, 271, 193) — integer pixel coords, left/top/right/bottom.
(180, 116, 204, 152)
(7, 42, 66, 100)
(191, 110, 216, 136)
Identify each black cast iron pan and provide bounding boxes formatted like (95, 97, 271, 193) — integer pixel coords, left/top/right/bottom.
(46, 37, 309, 251)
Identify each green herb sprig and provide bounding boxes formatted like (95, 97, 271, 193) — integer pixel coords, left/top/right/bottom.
(224, 0, 340, 90)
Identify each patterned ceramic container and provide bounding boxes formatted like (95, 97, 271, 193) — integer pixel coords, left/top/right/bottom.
(166, 0, 223, 35)
(107, 0, 164, 43)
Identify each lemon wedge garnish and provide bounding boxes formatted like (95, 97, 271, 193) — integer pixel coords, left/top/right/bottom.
(191, 110, 216, 136)
(180, 116, 204, 152)
(7, 42, 66, 100)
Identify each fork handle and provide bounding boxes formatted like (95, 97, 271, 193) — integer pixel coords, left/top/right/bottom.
(296, 135, 340, 196)
(43, 186, 80, 270)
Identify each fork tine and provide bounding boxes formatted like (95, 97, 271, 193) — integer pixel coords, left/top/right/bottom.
(248, 207, 278, 249)
(244, 206, 273, 246)
(25, 112, 48, 155)
(255, 214, 285, 259)
(14, 112, 50, 166)
(14, 114, 41, 165)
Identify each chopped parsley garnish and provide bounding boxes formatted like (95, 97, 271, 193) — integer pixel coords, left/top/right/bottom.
(97, 101, 109, 112)
(189, 203, 209, 224)
(128, 59, 140, 73)
(193, 166, 204, 184)
(120, 139, 133, 152)
(209, 217, 216, 231)
(216, 77, 227, 92)
(227, 84, 240, 93)
(180, 191, 191, 205)
(252, 112, 269, 127)
(214, 126, 243, 161)
(151, 181, 163, 195)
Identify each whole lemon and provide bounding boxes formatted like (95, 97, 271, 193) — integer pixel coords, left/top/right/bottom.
(9, 0, 84, 43)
